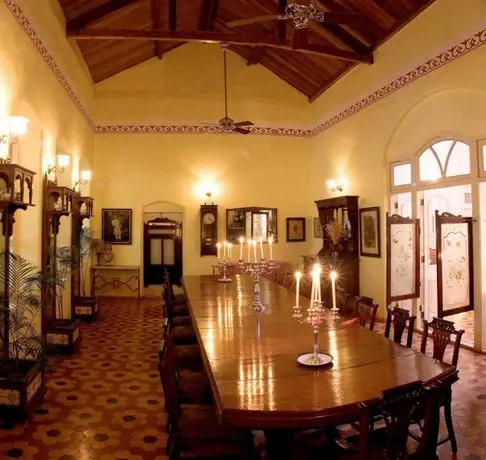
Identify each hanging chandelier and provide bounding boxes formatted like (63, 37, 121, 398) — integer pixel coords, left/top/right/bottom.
(285, 1, 325, 29)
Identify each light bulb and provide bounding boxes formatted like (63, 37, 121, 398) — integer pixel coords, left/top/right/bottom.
(57, 154, 70, 168)
(9, 116, 29, 137)
(80, 170, 92, 181)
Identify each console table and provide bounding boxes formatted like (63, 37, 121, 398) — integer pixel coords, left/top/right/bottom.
(91, 265, 141, 299)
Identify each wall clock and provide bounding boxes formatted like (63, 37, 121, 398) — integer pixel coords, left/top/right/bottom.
(200, 204, 218, 256)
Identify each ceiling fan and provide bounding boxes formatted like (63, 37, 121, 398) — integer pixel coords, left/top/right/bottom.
(213, 43, 254, 135)
(226, 0, 368, 30)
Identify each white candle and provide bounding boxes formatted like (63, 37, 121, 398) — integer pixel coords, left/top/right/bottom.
(330, 271, 338, 311)
(311, 267, 318, 304)
(239, 237, 244, 260)
(253, 240, 257, 262)
(247, 239, 251, 261)
(228, 243, 233, 259)
(216, 242, 221, 259)
(295, 271, 302, 308)
(268, 236, 273, 260)
(259, 238, 264, 260)
(316, 265, 322, 302)
(222, 241, 226, 258)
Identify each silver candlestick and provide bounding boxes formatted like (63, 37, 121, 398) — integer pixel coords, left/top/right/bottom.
(293, 299, 333, 366)
(239, 259, 278, 312)
(216, 257, 233, 283)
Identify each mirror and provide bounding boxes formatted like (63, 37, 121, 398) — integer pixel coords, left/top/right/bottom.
(226, 207, 277, 242)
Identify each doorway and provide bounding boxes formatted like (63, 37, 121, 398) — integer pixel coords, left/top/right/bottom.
(143, 214, 183, 288)
(421, 184, 474, 346)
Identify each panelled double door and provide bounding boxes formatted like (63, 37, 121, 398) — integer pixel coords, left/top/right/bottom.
(143, 217, 182, 287)
(387, 202, 474, 321)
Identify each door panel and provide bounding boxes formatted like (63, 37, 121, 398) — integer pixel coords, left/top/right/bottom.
(144, 217, 182, 287)
(436, 211, 474, 318)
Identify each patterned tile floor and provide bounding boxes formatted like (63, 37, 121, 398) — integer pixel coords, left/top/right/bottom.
(0, 297, 485, 459)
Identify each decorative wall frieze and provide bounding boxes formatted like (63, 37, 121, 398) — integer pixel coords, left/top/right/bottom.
(4, 0, 486, 139)
(95, 124, 314, 138)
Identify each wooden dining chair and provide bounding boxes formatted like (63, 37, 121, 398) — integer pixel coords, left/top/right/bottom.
(415, 317, 464, 453)
(355, 296, 379, 331)
(333, 380, 441, 460)
(384, 306, 416, 348)
(337, 288, 356, 318)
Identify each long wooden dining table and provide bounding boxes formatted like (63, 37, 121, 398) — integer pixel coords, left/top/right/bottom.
(182, 274, 458, 459)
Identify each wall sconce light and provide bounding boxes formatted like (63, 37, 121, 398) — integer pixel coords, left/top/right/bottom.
(47, 153, 71, 174)
(0, 116, 29, 145)
(327, 179, 343, 192)
(204, 190, 214, 205)
(74, 170, 92, 188)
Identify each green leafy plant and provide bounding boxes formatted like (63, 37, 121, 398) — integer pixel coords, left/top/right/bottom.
(0, 252, 48, 377)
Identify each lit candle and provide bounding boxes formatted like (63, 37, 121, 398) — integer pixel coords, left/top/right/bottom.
(253, 240, 257, 262)
(216, 242, 221, 259)
(311, 266, 318, 303)
(316, 264, 322, 302)
(295, 271, 302, 308)
(239, 237, 244, 260)
(330, 271, 338, 311)
(228, 243, 233, 260)
(268, 236, 273, 260)
(247, 239, 251, 261)
(259, 238, 264, 260)
(223, 241, 227, 258)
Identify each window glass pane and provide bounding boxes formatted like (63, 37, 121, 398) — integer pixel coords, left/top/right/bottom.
(150, 239, 162, 265)
(432, 140, 454, 169)
(163, 239, 175, 265)
(419, 148, 442, 181)
(482, 145, 486, 172)
(445, 141, 470, 177)
(390, 192, 412, 218)
(393, 163, 412, 186)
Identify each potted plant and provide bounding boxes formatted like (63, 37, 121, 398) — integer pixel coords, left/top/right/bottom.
(72, 227, 100, 322)
(0, 252, 47, 421)
(42, 246, 82, 355)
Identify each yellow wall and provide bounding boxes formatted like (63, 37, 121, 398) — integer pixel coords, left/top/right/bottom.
(310, 0, 486, 316)
(0, 0, 94, 319)
(95, 43, 312, 128)
(93, 134, 313, 278)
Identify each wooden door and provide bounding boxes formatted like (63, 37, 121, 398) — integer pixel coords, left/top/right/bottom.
(436, 211, 474, 318)
(143, 217, 182, 287)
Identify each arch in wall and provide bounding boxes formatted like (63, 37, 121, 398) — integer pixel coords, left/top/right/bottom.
(384, 87, 486, 164)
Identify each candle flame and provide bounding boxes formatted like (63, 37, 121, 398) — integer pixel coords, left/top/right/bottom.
(268, 236, 273, 244)
(216, 243, 222, 248)
(295, 271, 302, 280)
(239, 236, 244, 243)
(330, 271, 338, 281)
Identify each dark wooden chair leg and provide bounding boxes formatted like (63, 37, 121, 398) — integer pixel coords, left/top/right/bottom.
(444, 392, 458, 453)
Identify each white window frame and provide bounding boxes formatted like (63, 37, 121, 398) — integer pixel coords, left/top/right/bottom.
(390, 160, 413, 192)
(478, 139, 486, 178)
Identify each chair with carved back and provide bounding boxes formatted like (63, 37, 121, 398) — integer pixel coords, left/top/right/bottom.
(333, 380, 441, 459)
(414, 317, 464, 453)
(384, 306, 416, 348)
(355, 296, 379, 331)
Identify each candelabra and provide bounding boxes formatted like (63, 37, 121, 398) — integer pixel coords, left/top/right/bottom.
(293, 299, 333, 367)
(216, 257, 233, 283)
(239, 259, 278, 312)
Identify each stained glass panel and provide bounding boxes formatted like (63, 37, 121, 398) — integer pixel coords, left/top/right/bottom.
(441, 222, 470, 311)
(390, 223, 417, 298)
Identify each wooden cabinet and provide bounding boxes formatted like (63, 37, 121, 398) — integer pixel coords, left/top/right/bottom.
(303, 195, 360, 300)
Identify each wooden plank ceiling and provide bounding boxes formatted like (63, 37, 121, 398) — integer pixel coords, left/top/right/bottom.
(60, 0, 437, 101)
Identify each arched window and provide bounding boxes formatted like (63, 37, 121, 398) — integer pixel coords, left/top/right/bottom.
(418, 140, 470, 181)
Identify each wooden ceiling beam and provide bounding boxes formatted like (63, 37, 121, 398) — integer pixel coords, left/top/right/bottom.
(151, 0, 164, 59)
(316, 22, 370, 55)
(278, 0, 287, 45)
(67, 28, 374, 63)
(169, 0, 177, 33)
(66, 0, 135, 30)
(246, 47, 265, 66)
(199, 0, 219, 31)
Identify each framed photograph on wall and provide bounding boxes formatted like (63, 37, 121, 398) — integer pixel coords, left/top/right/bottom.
(286, 217, 306, 242)
(313, 217, 323, 238)
(102, 208, 132, 245)
(359, 207, 381, 258)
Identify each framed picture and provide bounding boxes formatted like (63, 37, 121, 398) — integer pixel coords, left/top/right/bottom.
(286, 217, 306, 242)
(102, 208, 132, 245)
(360, 207, 381, 258)
(313, 217, 323, 238)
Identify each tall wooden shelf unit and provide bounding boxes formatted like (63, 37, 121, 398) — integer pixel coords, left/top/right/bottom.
(303, 195, 360, 299)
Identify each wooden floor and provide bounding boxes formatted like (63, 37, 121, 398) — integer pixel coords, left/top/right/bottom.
(0, 297, 485, 459)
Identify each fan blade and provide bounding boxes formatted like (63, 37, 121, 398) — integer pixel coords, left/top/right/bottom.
(234, 121, 254, 127)
(319, 12, 370, 26)
(234, 127, 251, 135)
(227, 15, 283, 27)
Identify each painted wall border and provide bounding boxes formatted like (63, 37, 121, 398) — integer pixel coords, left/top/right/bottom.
(4, 0, 486, 138)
